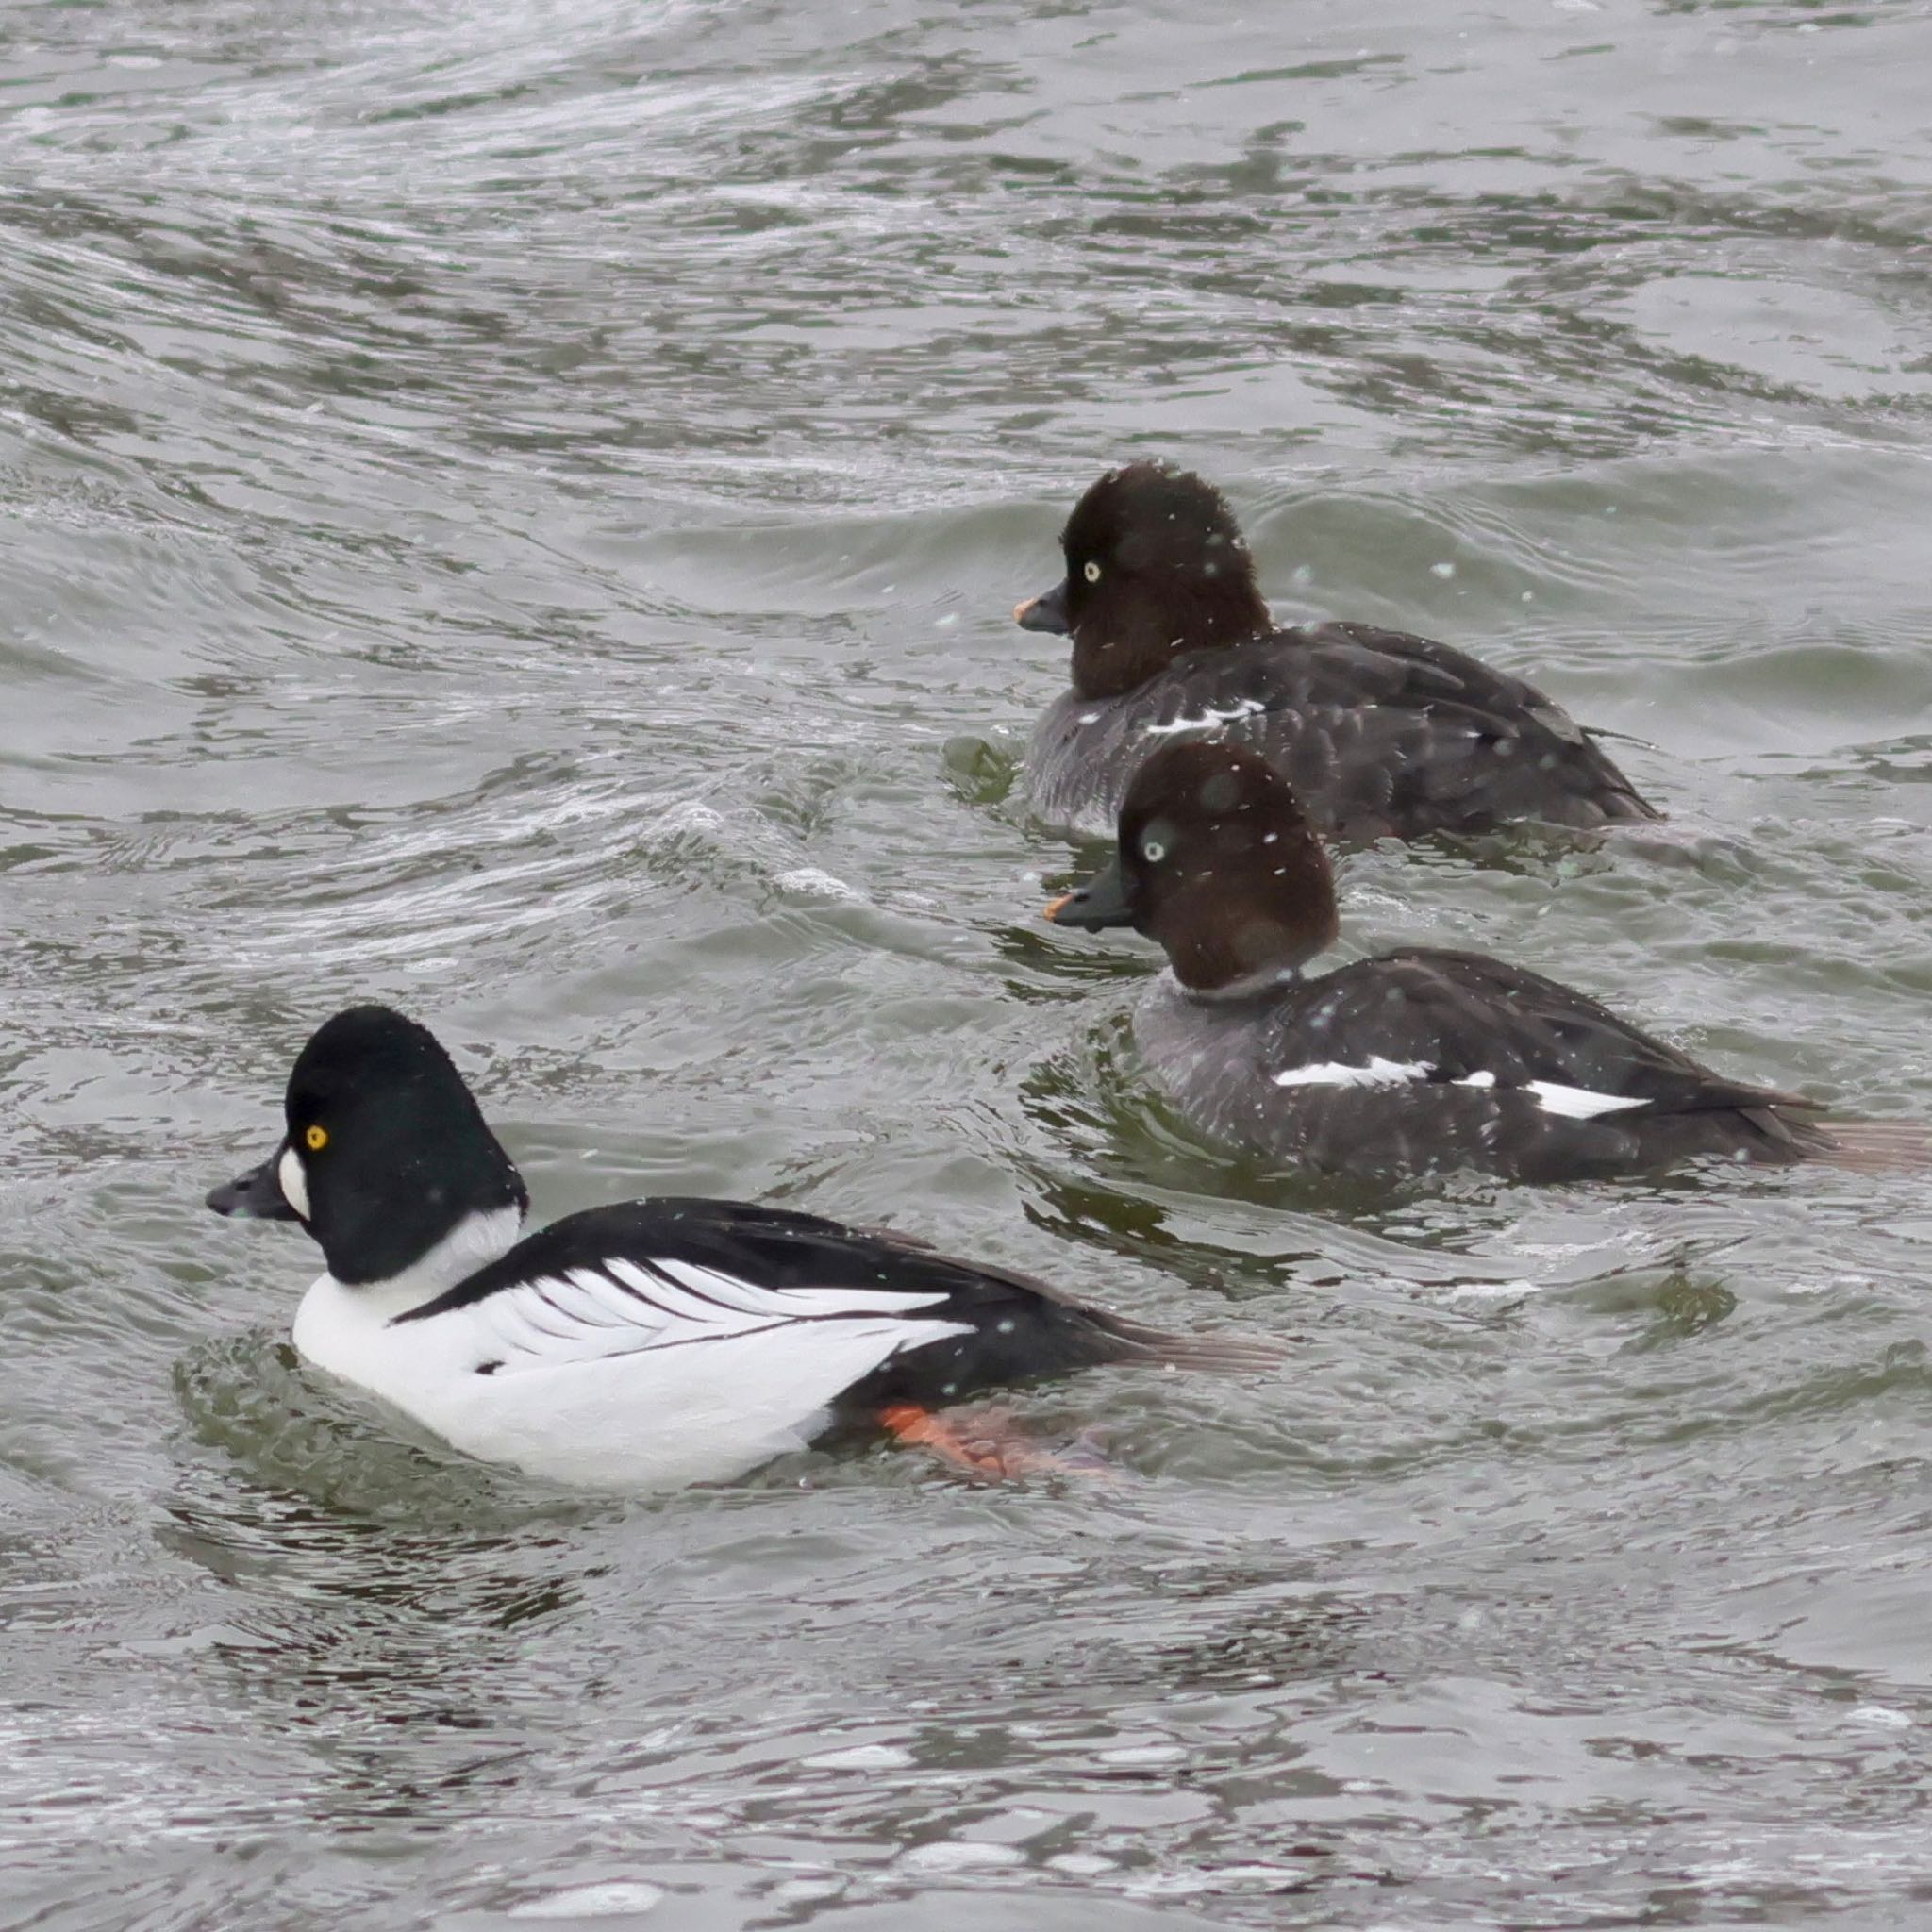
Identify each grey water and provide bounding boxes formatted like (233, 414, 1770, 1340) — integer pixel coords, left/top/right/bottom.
(5, 0, 1932, 1925)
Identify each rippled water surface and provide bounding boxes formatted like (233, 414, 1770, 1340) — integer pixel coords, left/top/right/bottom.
(7, 0, 1932, 1924)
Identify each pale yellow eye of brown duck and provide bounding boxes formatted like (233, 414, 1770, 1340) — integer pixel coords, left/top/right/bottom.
(1083, 560, 1102, 583)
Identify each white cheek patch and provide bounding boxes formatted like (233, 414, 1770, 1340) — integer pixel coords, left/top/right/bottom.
(1524, 1081, 1649, 1120)
(1274, 1057, 1433, 1090)
(277, 1145, 312, 1220)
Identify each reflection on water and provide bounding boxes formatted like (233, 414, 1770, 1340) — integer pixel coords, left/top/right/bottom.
(5, 0, 1932, 1922)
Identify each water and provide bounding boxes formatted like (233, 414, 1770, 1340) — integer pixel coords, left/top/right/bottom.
(5, 0, 1932, 1924)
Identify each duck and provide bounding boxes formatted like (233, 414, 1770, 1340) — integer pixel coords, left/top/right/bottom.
(1043, 740, 1919, 1185)
(203, 1005, 1274, 1491)
(1013, 461, 1658, 842)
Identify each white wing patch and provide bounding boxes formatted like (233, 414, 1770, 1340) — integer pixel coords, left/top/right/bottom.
(1524, 1081, 1649, 1120)
(464, 1257, 965, 1373)
(1274, 1057, 1433, 1089)
(1142, 697, 1268, 739)
(1271, 1060, 1648, 1120)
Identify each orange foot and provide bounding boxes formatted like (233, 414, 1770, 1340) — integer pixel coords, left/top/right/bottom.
(878, 1403, 1120, 1483)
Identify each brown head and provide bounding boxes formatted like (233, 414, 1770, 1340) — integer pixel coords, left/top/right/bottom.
(1044, 741, 1339, 992)
(1013, 463, 1271, 701)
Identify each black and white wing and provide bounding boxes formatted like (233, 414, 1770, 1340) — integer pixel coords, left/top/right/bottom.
(398, 1197, 1268, 1402)
(1026, 620, 1655, 842)
(1280, 950, 1793, 1117)
(1224, 948, 1836, 1181)
(1169, 624, 1658, 841)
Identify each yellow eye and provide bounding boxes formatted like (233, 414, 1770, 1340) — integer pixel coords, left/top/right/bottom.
(304, 1125, 328, 1152)
(1083, 560, 1102, 584)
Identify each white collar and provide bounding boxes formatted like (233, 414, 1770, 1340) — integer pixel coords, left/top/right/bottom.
(326, 1203, 525, 1322)
(1174, 961, 1306, 1005)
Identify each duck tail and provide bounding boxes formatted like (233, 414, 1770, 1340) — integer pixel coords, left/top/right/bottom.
(1091, 1312, 1288, 1374)
(1809, 1118, 1932, 1174)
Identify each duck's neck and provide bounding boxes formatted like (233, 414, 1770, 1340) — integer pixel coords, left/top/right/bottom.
(1073, 626, 1191, 701)
(1176, 960, 1311, 1006)
(323, 1203, 525, 1323)
(1071, 582, 1270, 700)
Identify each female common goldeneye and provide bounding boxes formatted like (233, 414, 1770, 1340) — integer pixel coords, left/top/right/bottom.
(1045, 741, 1918, 1185)
(203, 1006, 1272, 1491)
(1014, 461, 1658, 841)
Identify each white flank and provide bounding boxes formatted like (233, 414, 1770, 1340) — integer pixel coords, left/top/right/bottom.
(276, 1146, 310, 1221)
(1142, 698, 1267, 738)
(290, 1245, 973, 1492)
(1274, 1056, 1433, 1090)
(1455, 1071, 1497, 1090)
(1524, 1080, 1649, 1120)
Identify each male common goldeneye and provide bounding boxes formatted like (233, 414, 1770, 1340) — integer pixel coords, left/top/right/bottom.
(204, 1006, 1272, 1491)
(1044, 741, 1917, 1184)
(1013, 461, 1658, 841)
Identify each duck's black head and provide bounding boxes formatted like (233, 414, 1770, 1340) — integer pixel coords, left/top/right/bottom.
(1045, 741, 1339, 993)
(205, 1005, 528, 1286)
(1014, 463, 1271, 701)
